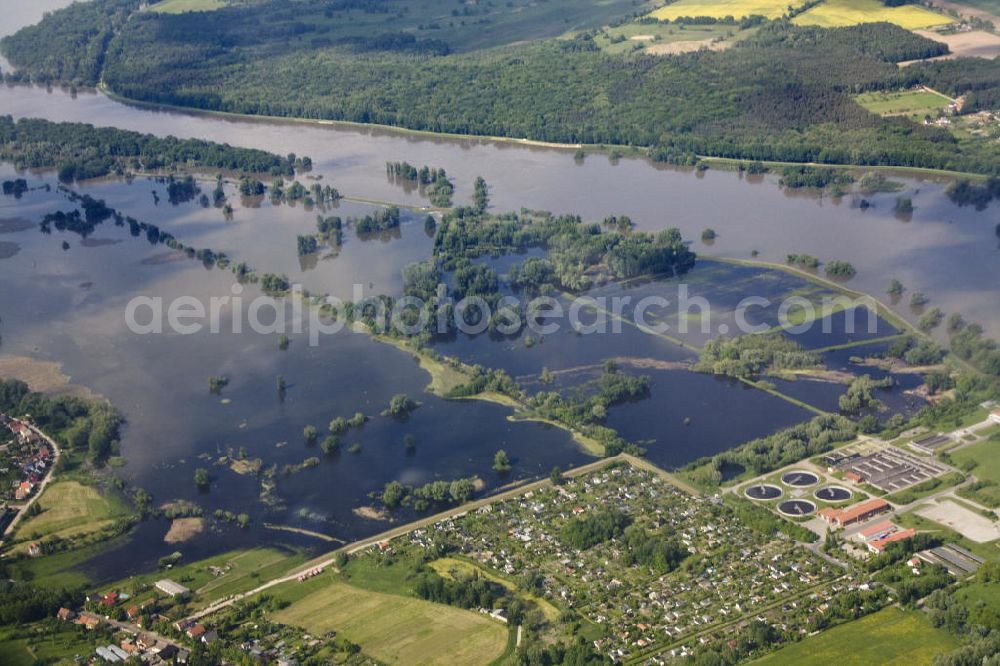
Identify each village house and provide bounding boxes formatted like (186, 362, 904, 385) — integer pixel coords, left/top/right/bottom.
(76, 612, 102, 630)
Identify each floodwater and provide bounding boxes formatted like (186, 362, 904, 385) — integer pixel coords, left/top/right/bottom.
(0, 168, 589, 577)
(0, 6, 995, 580)
(1, 81, 997, 335)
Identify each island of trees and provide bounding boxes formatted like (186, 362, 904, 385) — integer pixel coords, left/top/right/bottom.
(0, 116, 305, 182)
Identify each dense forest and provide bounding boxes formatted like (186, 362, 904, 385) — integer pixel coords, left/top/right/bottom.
(3, 0, 998, 174)
(0, 116, 300, 181)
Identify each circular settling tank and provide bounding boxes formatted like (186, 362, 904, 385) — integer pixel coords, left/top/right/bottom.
(777, 499, 816, 516)
(781, 470, 820, 487)
(744, 484, 783, 501)
(814, 486, 852, 502)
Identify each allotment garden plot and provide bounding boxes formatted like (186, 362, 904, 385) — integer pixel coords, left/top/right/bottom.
(389, 463, 844, 662)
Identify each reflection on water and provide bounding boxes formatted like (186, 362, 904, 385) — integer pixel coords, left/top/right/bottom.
(0, 169, 589, 579)
(1, 82, 994, 332)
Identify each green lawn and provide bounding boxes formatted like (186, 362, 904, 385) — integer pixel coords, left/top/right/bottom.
(951, 436, 1000, 507)
(753, 607, 960, 665)
(271, 577, 509, 665)
(856, 90, 952, 122)
(955, 581, 1000, 628)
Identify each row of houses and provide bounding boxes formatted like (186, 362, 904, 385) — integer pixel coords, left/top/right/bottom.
(58, 606, 195, 663)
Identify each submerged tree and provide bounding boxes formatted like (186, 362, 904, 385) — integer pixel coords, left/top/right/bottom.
(493, 449, 512, 473)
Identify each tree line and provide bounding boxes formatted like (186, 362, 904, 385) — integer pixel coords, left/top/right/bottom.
(0, 116, 303, 182)
(6, 1, 998, 174)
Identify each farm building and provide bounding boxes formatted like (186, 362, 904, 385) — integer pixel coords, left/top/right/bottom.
(155, 579, 190, 597)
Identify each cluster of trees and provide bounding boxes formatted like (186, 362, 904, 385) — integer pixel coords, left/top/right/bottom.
(786, 253, 820, 270)
(316, 214, 343, 246)
(379, 476, 477, 510)
(620, 525, 689, 574)
(0, 378, 123, 465)
(528, 364, 650, 429)
(11, 1, 996, 174)
(165, 175, 200, 204)
(386, 162, 454, 206)
(382, 393, 418, 418)
(404, 210, 695, 313)
(838, 374, 893, 414)
(685, 414, 857, 482)
(885, 334, 947, 366)
(0, 116, 300, 181)
(413, 571, 501, 610)
(354, 207, 401, 234)
(1, 178, 29, 197)
(694, 332, 820, 379)
(824, 260, 856, 278)
(560, 509, 631, 549)
(945, 177, 1000, 210)
(296, 235, 318, 256)
(259, 273, 291, 294)
(949, 320, 1000, 375)
(779, 166, 854, 189)
(328, 411, 367, 435)
(0, 581, 82, 625)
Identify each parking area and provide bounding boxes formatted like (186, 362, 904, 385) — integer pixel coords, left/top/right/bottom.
(918, 500, 1000, 543)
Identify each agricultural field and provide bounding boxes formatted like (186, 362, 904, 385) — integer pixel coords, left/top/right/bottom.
(594, 22, 740, 55)
(147, 0, 229, 13)
(752, 607, 961, 665)
(271, 579, 509, 665)
(909, 29, 1000, 61)
(649, 0, 804, 20)
(10, 480, 129, 549)
(793, 0, 955, 29)
(855, 89, 952, 121)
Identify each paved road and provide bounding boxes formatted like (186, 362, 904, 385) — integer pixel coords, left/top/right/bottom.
(1, 418, 61, 543)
